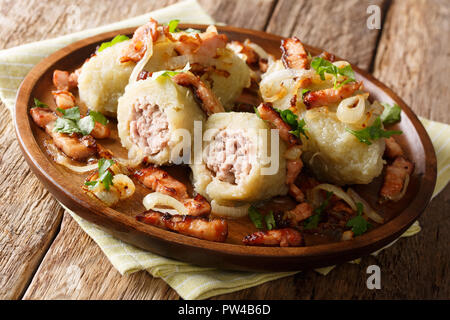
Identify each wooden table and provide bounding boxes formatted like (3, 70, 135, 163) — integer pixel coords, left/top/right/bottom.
(0, 0, 448, 300)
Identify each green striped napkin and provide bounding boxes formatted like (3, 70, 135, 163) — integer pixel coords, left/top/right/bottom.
(1, 0, 448, 300)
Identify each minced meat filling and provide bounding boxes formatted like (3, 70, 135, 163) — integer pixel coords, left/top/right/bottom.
(130, 96, 169, 155)
(204, 129, 254, 185)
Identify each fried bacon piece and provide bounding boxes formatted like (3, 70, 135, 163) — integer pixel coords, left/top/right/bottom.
(90, 121, 111, 140)
(242, 228, 303, 247)
(120, 18, 159, 63)
(174, 25, 227, 59)
(380, 157, 414, 202)
(303, 82, 362, 109)
(52, 69, 79, 91)
(228, 40, 259, 67)
(384, 137, 404, 159)
(30, 107, 97, 161)
(136, 210, 228, 242)
(281, 37, 309, 70)
(288, 183, 305, 202)
(286, 159, 303, 185)
(135, 167, 211, 216)
(283, 202, 313, 227)
(172, 72, 225, 115)
(189, 63, 230, 78)
(256, 103, 299, 146)
(51, 91, 110, 139)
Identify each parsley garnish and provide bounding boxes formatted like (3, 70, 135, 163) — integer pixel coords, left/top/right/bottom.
(304, 191, 333, 229)
(168, 19, 181, 33)
(311, 57, 356, 89)
(264, 211, 276, 230)
(84, 158, 115, 191)
(380, 102, 402, 125)
(345, 117, 402, 145)
(32, 98, 48, 109)
(346, 202, 371, 236)
(89, 110, 109, 126)
(248, 206, 264, 229)
(275, 108, 308, 139)
(54, 107, 107, 136)
(97, 35, 130, 52)
(248, 206, 277, 230)
(151, 63, 191, 80)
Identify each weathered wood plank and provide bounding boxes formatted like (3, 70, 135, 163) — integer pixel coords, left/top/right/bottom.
(265, 0, 389, 71)
(0, 0, 179, 300)
(373, 0, 450, 123)
(0, 101, 65, 299)
(2, 0, 275, 300)
(22, 214, 179, 300)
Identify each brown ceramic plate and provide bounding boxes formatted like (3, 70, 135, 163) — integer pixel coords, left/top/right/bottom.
(14, 25, 437, 271)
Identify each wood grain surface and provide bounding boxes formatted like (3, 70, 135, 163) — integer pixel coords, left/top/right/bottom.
(0, 0, 448, 300)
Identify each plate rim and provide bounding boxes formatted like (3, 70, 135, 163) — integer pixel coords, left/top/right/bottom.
(13, 24, 437, 270)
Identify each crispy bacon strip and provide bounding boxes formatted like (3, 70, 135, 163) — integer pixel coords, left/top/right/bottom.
(380, 157, 414, 202)
(135, 167, 211, 216)
(228, 40, 259, 67)
(120, 18, 159, 63)
(30, 107, 97, 161)
(52, 90, 76, 110)
(136, 211, 228, 242)
(90, 121, 111, 140)
(283, 202, 313, 227)
(256, 103, 299, 146)
(281, 37, 309, 70)
(384, 137, 404, 159)
(288, 183, 305, 202)
(53, 70, 78, 91)
(172, 72, 225, 115)
(242, 228, 303, 247)
(286, 159, 303, 185)
(174, 25, 227, 58)
(303, 82, 362, 109)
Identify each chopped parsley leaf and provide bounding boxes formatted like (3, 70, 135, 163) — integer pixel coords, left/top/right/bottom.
(345, 117, 402, 145)
(264, 211, 276, 230)
(275, 108, 308, 139)
(168, 19, 181, 33)
(311, 57, 356, 89)
(84, 158, 115, 191)
(97, 35, 129, 52)
(248, 206, 264, 229)
(304, 191, 333, 229)
(380, 102, 402, 125)
(32, 98, 48, 109)
(346, 202, 371, 236)
(54, 106, 107, 136)
(151, 62, 191, 80)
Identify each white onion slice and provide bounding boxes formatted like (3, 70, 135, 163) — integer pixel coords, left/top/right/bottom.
(129, 35, 154, 84)
(347, 188, 384, 224)
(143, 192, 188, 215)
(312, 184, 357, 211)
(211, 200, 250, 218)
(337, 95, 366, 124)
(112, 174, 135, 200)
(45, 141, 98, 173)
(166, 55, 190, 70)
(244, 39, 270, 60)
